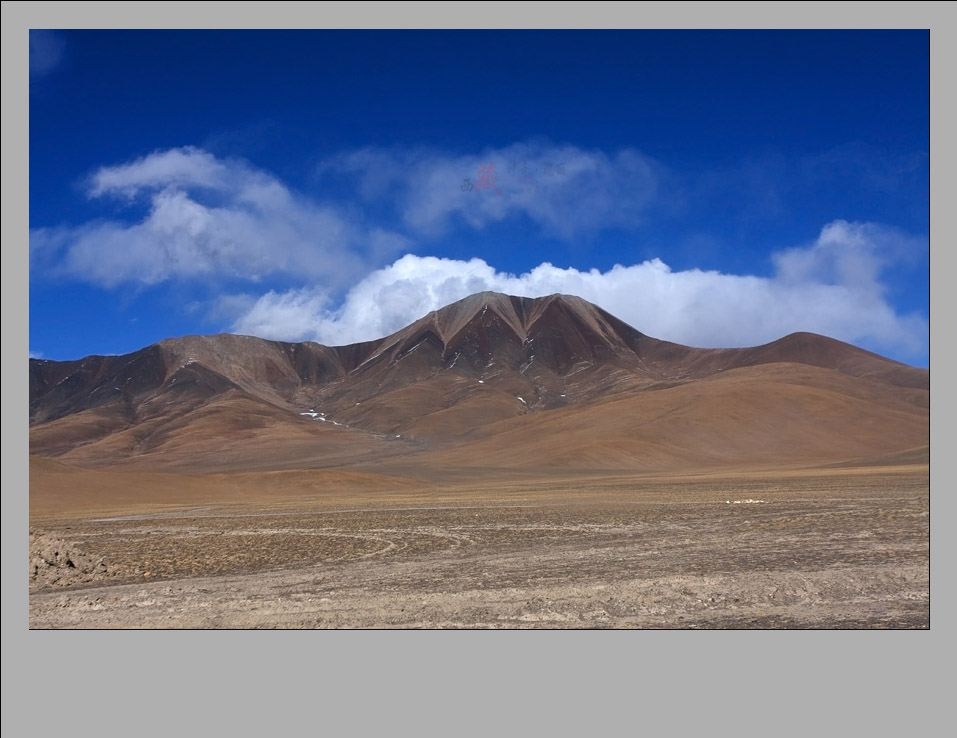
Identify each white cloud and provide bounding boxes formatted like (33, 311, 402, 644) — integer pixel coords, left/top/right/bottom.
(30, 147, 409, 288)
(29, 350, 44, 359)
(87, 147, 233, 198)
(226, 287, 333, 344)
(320, 142, 663, 239)
(29, 141, 662, 290)
(229, 220, 927, 361)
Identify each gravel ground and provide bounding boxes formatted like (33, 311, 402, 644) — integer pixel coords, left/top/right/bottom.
(29, 469, 930, 629)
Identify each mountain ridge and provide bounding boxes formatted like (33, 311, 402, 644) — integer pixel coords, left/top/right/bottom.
(29, 291, 929, 473)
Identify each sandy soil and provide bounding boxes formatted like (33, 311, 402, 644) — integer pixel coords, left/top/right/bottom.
(28, 465, 929, 629)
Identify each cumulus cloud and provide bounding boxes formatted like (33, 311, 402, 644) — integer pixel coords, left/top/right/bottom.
(30, 147, 409, 288)
(228, 220, 927, 361)
(319, 142, 664, 239)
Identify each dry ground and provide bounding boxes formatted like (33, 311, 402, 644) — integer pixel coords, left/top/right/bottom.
(29, 463, 929, 629)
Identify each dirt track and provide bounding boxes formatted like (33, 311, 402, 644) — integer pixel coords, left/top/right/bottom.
(29, 467, 929, 629)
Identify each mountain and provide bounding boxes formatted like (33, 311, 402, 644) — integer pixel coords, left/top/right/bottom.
(29, 291, 929, 474)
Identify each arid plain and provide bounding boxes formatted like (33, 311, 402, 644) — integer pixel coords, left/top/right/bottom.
(29, 293, 930, 628)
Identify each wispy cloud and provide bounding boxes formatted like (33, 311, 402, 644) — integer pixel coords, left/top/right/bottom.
(30, 147, 410, 288)
(229, 220, 927, 362)
(799, 142, 928, 195)
(319, 142, 665, 239)
(684, 143, 929, 229)
(30, 30, 65, 78)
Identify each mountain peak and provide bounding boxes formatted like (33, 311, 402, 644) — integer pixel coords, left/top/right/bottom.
(357, 291, 650, 375)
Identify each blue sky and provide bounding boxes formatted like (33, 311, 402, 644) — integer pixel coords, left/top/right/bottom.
(28, 30, 929, 366)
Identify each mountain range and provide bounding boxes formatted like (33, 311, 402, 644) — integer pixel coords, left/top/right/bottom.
(29, 291, 929, 476)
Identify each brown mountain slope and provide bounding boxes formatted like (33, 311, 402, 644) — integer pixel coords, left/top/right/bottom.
(29, 291, 928, 473)
(30, 389, 414, 473)
(640, 331, 928, 390)
(379, 362, 928, 475)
